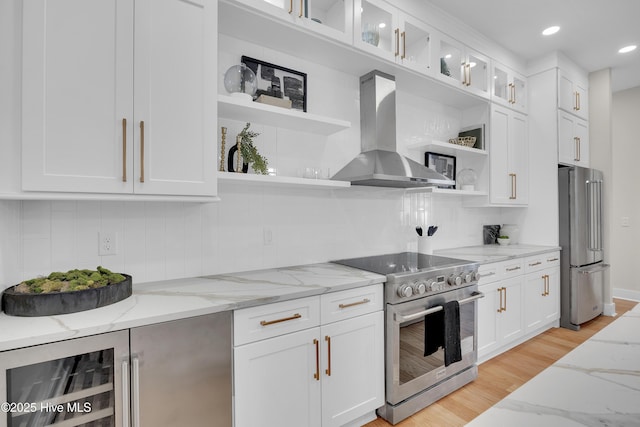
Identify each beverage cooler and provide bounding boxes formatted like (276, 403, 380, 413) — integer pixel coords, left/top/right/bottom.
(0, 331, 129, 427)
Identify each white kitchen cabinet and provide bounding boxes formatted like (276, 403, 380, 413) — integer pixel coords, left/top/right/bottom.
(354, 0, 434, 76)
(22, 0, 217, 197)
(492, 61, 527, 113)
(233, 0, 353, 44)
(558, 111, 590, 167)
(433, 32, 490, 99)
(558, 69, 589, 120)
(233, 285, 384, 427)
(523, 252, 561, 332)
(489, 104, 528, 205)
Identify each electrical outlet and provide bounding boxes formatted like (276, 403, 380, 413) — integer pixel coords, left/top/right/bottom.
(99, 232, 117, 256)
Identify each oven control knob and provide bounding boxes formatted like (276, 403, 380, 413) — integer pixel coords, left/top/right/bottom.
(413, 282, 427, 295)
(397, 284, 413, 298)
(463, 272, 473, 283)
(448, 275, 462, 286)
(473, 271, 482, 281)
(424, 279, 436, 292)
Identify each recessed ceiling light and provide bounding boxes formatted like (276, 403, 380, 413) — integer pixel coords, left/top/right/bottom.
(542, 26, 560, 36)
(619, 45, 637, 53)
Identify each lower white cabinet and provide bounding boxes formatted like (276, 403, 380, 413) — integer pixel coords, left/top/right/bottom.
(477, 251, 561, 361)
(233, 285, 384, 427)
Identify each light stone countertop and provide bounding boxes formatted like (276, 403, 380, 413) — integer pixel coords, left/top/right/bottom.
(0, 263, 385, 352)
(467, 302, 640, 426)
(436, 244, 561, 264)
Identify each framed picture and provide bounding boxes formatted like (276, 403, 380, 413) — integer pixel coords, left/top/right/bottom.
(241, 56, 307, 112)
(425, 152, 456, 188)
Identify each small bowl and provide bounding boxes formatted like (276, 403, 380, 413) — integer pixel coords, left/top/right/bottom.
(497, 238, 510, 246)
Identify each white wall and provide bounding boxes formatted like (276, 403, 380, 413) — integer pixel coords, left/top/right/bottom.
(611, 86, 640, 300)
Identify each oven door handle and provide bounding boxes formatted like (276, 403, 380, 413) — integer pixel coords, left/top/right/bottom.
(394, 291, 485, 323)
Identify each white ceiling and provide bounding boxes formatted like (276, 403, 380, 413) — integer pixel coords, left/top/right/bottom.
(425, 0, 640, 93)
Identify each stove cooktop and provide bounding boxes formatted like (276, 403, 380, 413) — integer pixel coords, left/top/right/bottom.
(332, 252, 474, 278)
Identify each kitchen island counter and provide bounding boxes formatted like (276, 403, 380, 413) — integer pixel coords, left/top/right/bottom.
(436, 244, 561, 264)
(0, 263, 384, 352)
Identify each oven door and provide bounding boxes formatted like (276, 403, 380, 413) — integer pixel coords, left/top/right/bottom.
(385, 285, 482, 405)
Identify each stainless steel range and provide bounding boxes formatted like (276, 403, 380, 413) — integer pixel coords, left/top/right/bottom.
(333, 252, 483, 424)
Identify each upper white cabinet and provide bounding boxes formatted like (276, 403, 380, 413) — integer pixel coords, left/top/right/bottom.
(492, 61, 527, 113)
(434, 33, 491, 99)
(22, 0, 217, 197)
(235, 0, 354, 44)
(489, 104, 528, 205)
(354, 0, 434, 76)
(558, 69, 589, 120)
(558, 111, 590, 167)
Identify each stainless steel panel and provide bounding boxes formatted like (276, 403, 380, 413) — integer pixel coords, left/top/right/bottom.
(130, 312, 232, 427)
(570, 264, 607, 325)
(568, 167, 604, 266)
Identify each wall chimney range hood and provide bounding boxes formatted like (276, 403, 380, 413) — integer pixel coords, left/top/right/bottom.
(331, 70, 454, 188)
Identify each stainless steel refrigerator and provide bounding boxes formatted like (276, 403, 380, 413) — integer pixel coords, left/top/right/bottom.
(558, 166, 610, 330)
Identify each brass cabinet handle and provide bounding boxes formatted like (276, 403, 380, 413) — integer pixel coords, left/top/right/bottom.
(507, 83, 513, 103)
(497, 287, 506, 312)
(260, 313, 302, 326)
(574, 136, 581, 161)
(139, 121, 145, 183)
(509, 173, 517, 199)
(288, 0, 292, 14)
(504, 287, 508, 311)
(576, 92, 581, 111)
(545, 275, 550, 296)
(338, 298, 370, 309)
(313, 338, 320, 380)
(506, 266, 521, 272)
(512, 83, 516, 104)
(325, 335, 331, 376)
(529, 261, 542, 267)
(299, 0, 303, 17)
(466, 63, 471, 86)
(401, 31, 406, 59)
(122, 118, 127, 182)
(541, 275, 547, 296)
(394, 28, 399, 56)
(547, 257, 559, 262)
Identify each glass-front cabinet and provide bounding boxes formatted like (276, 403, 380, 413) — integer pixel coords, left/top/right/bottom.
(0, 332, 129, 427)
(492, 61, 527, 113)
(237, 0, 354, 44)
(434, 33, 490, 99)
(354, 0, 434, 75)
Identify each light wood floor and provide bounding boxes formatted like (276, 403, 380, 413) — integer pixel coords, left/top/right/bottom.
(365, 298, 638, 427)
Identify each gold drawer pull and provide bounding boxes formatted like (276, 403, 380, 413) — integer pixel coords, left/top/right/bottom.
(325, 335, 332, 376)
(548, 257, 559, 262)
(529, 261, 542, 266)
(313, 338, 320, 380)
(339, 298, 370, 309)
(506, 266, 521, 272)
(260, 313, 302, 326)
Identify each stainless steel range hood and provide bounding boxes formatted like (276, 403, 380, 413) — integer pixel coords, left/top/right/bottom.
(331, 70, 454, 188)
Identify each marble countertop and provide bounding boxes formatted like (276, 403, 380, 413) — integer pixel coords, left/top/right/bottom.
(467, 302, 640, 426)
(436, 244, 561, 264)
(0, 263, 385, 352)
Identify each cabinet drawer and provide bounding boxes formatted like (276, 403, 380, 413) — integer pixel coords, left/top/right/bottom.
(234, 296, 320, 346)
(500, 259, 525, 278)
(525, 251, 561, 273)
(478, 262, 501, 285)
(320, 284, 383, 324)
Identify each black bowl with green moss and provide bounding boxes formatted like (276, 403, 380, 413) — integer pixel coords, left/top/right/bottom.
(2, 267, 132, 317)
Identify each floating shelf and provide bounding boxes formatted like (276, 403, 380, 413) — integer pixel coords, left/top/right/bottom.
(218, 94, 351, 135)
(218, 172, 351, 189)
(407, 139, 488, 156)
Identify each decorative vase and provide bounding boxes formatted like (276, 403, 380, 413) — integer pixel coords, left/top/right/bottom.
(223, 63, 257, 101)
(227, 137, 248, 173)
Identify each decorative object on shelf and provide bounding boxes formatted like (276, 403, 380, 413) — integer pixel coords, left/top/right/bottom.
(457, 168, 477, 191)
(448, 136, 476, 147)
(219, 126, 227, 172)
(497, 235, 511, 246)
(483, 225, 501, 245)
(1, 267, 132, 316)
(362, 23, 380, 47)
(241, 56, 307, 112)
(440, 57, 451, 77)
(458, 124, 485, 150)
(228, 123, 268, 175)
(256, 94, 292, 109)
(425, 152, 456, 189)
(417, 236, 433, 255)
(500, 224, 520, 244)
(223, 63, 257, 101)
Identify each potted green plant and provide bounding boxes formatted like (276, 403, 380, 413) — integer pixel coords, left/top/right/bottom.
(237, 122, 269, 175)
(497, 235, 510, 246)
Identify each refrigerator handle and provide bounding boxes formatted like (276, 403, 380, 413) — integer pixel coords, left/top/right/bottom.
(586, 179, 603, 251)
(578, 263, 610, 274)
